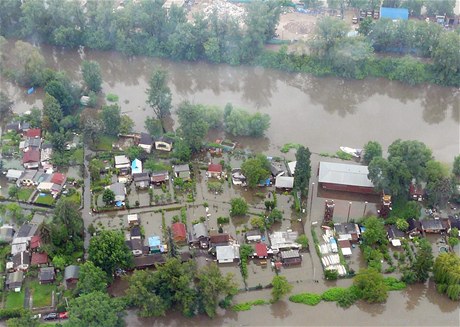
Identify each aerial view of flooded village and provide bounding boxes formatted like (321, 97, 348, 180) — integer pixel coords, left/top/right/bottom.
(0, 0, 459, 326)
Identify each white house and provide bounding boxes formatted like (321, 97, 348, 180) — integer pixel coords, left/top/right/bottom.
(138, 133, 153, 153)
(216, 244, 240, 263)
(114, 155, 130, 170)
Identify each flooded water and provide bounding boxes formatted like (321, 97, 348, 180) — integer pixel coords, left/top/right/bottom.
(1, 41, 459, 325)
(1, 42, 458, 163)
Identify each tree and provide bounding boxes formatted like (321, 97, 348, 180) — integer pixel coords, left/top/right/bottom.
(42, 93, 63, 133)
(267, 209, 283, 225)
(411, 238, 433, 282)
(388, 139, 433, 182)
(426, 177, 453, 209)
(401, 0, 425, 16)
(230, 197, 248, 216)
(395, 218, 409, 232)
(433, 253, 460, 300)
(448, 228, 459, 248)
(146, 69, 172, 121)
(250, 216, 266, 232)
(76, 261, 108, 295)
(69, 291, 125, 327)
(102, 189, 115, 205)
(8, 185, 19, 200)
(453, 155, 460, 177)
(9, 40, 45, 86)
(144, 116, 163, 137)
(248, 112, 271, 137)
(119, 115, 134, 134)
(368, 156, 412, 198)
(89, 158, 104, 181)
(88, 230, 133, 278)
(173, 139, 191, 163)
(0, 91, 13, 120)
(80, 109, 103, 145)
(425, 0, 456, 16)
(196, 263, 237, 317)
(5, 203, 24, 224)
(101, 104, 121, 136)
(363, 141, 382, 165)
(361, 216, 388, 247)
(432, 31, 460, 88)
(353, 268, 388, 303)
(310, 17, 348, 57)
(271, 275, 293, 302)
(296, 234, 309, 250)
(6, 312, 39, 327)
(241, 155, 270, 188)
(50, 131, 67, 153)
(177, 101, 209, 153)
(294, 146, 311, 197)
(44, 77, 77, 115)
(81, 60, 103, 92)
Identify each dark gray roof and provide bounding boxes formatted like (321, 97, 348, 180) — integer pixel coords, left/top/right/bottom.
(6, 271, 23, 288)
(387, 225, 405, 239)
(449, 217, 460, 229)
(109, 183, 125, 196)
(334, 223, 359, 235)
(16, 224, 37, 238)
(421, 219, 444, 230)
(280, 250, 301, 259)
(131, 226, 141, 238)
(155, 135, 173, 144)
(64, 265, 80, 280)
(39, 267, 55, 281)
(133, 172, 150, 182)
(174, 164, 190, 173)
(193, 223, 208, 239)
(139, 133, 153, 145)
(12, 251, 30, 268)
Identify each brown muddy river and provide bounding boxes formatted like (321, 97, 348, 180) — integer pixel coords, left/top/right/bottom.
(1, 42, 459, 163)
(1, 43, 460, 326)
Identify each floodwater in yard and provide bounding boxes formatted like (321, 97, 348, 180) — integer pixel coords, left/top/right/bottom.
(1, 42, 460, 325)
(1, 41, 458, 163)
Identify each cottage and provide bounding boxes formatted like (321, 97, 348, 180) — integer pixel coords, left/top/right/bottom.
(30, 236, 42, 251)
(127, 214, 139, 226)
(270, 162, 285, 177)
(245, 230, 262, 242)
(275, 176, 294, 189)
(174, 164, 190, 181)
(151, 171, 169, 185)
(138, 133, 153, 153)
(270, 230, 301, 252)
(421, 219, 445, 233)
(207, 163, 223, 178)
(231, 169, 246, 186)
(154, 136, 173, 152)
(130, 226, 142, 239)
(11, 240, 28, 256)
(114, 155, 131, 173)
(131, 159, 143, 175)
(318, 162, 375, 194)
(387, 225, 405, 246)
(6, 169, 23, 182)
(148, 236, 162, 253)
(189, 223, 209, 248)
(39, 267, 55, 284)
(209, 233, 230, 247)
(255, 243, 268, 259)
(25, 128, 41, 138)
(64, 265, 80, 285)
(6, 271, 24, 291)
(216, 245, 240, 263)
(334, 223, 361, 243)
(133, 254, 165, 269)
(10, 251, 30, 271)
(108, 183, 126, 202)
(280, 250, 302, 266)
(133, 173, 150, 189)
(22, 149, 40, 169)
(171, 222, 187, 243)
(337, 239, 352, 256)
(31, 252, 49, 266)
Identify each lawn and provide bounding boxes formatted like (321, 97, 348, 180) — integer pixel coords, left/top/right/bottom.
(65, 191, 81, 205)
(34, 194, 55, 206)
(30, 280, 54, 308)
(5, 291, 25, 309)
(93, 135, 116, 151)
(18, 188, 34, 201)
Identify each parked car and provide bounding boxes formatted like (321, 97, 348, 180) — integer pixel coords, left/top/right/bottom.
(43, 313, 58, 320)
(59, 311, 69, 319)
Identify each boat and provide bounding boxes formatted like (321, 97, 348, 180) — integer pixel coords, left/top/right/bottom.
(339, 146, 362, 158)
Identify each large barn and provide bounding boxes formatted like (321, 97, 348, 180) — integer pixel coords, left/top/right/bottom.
(318, 162, 375, 194)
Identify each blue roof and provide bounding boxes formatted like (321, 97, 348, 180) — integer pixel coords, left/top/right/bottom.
(380, 7, 409, 20)
(131, 159, 142, 174)
(148, 236, 161, 247)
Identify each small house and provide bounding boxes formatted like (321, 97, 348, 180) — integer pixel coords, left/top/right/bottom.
(11, 240, 28, 256)
(280, 250, 302, 266)
(255, 243, 268, 259)
(245, 230, 262, 242)
(174, 164, 190, 181)
(421, 219, 445, 233)
(114, 155, 131, 173)
(138, 133, 153, 153)
(6, 271, 24, 291)
(0, 225, 14, 243)
(216, 245, 240, 263)
(171, 222, 187, 243)
(148, 236, 162, 253)
(133, 173, 150, 189)
(131, 159, 143, 175)
(151, 171, 169, 185)
(39, 267, 55, 284)
(50, 173, 66, 186)
(275, 176, 294, 189)
(40, 143, 53, 168)
(154, 136, 173, 152)
(270, 230, 301, 253)
(270, 163, 284, 177)
(31, 252, 49, 266)
(22, 149, 40, 169)
(207, 163, 223, 178)
(337, 239, 352, 256)
(209, 233, 230, 247)
(130, 226, 142, 240)
(334, 223, 361, 243)
(108, 183, 126, 202)
(189, 223, 209, 248)
(127, 214, 139, 226)
(231, 169, 246, 186)
(387, 225, 405, 246)
(22, 137, 41, 152)
(64, 265, 80, 285)
(30, 235, 42, 251)
(10, 251, 30, 271)
(6, 169, 23, 182)
(25, 128, 41, 138)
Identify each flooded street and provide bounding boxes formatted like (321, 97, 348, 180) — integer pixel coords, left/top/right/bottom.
(1, 42, 459, 325)
(2, 42, 458, 163)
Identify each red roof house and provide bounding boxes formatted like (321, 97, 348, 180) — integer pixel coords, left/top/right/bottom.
(255, 243, 268, 258)
(26, 128, 41, 138)
(23, 149, 40, 169)
(30, 236, 41, 251)
(171, 222, 187, 243)
(207, 163, 223, 178)
(51, 173, 66, 185)
(31, 252, 48, 266)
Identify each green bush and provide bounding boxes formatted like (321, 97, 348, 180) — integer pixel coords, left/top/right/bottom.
(384, 277, 406, 291)
(232, 299, 268, 311)
(322, 287, 348, 302)
(106, 93, 119, 102)
(0, 308, 24, 319)
(289, 293, 322, 306)
(217, 216, 230, 224)
(337, 287, 360, 308)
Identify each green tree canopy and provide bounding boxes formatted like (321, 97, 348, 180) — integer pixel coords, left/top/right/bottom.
(453, 155, 460, 177)
(294, 146, 311, 197)
(241, 155, 270, 188)
(0, 91, 13, 120)
(388, 139, 433, 182)
(76, 261, 108, 295)
(42, 93, 63, 133)
(363, 141, 382, 165)
(362, 216, 388, 247)
(69, 291, 125, 327)
(88, 230, 133, 278)
(395, 218, 409, 232)
(81, 60, 103, 92)
(230, 197, 248, 217)
(146, 69, 172, 121)
(102, 189, 115, 205)
(101, 104, 121, 136)
(412, 238, 434, 283)
(353, 268, 388, 303)
(271, 275, 293, 302)
(433, 252, 460, 300)
(177, 101, 209, 153)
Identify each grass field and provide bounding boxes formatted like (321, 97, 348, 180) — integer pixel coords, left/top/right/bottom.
(18, 188, 34, 201)
(34, 194, 55, 206)
(5, 291, 25, 309)
(30, 280, 54, 307)
(93, 135, 116, 151)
